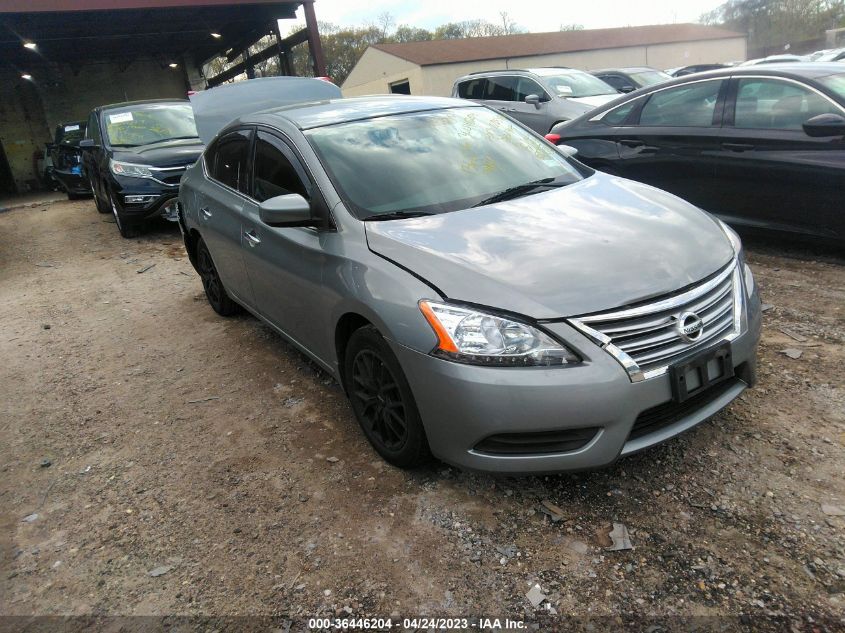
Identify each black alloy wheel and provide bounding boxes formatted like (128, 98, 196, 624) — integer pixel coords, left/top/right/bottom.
(344, 326, 430, 468)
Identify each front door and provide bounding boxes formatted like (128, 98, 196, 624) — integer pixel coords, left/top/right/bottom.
(239, 130, 333, 362)
(710, 76, 845, 239)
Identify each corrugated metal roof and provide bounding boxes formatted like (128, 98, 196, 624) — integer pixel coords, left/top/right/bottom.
(373, 24, 745, 67)
(0, 0, 298, 12)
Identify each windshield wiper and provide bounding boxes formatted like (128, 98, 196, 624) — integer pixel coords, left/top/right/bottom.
(472, 178, 567, 207)
(154, 135, 200, 142)
(363, 210, 435, 222)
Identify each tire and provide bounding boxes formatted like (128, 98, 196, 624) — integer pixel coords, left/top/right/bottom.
(344, 325, 431, 469)
(93, 181, 110, 213)
(108, 189, 141, 238)
(67, 191, 84, 201)
(195, 237, 241, 316)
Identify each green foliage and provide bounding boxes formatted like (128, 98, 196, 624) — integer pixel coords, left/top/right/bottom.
(701, 0, 845, 49)
(206, 11, 528, 87)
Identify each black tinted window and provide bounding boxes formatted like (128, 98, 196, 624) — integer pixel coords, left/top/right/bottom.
(599, 75, 630, 91)
(457, 79, 487, 99)
(87, 113, 101, 144)
(211, 129, 251, 192)
(602, 100, 639, 125)
(252, 133, 309, 203)
(485, 76, 518, 101)
(639, 80, 724, 127)
(734, 78, 840, 130)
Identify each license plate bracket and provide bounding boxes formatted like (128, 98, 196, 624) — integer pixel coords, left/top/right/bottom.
(670, 342, 733, 403)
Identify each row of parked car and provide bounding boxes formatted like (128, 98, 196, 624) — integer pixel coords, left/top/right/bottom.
(38, 63, 841, 473)
(451, 63, 845, 244)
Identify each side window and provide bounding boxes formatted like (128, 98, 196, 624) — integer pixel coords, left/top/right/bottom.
(515, 78, 549, 102)
(87, 113, 101, 144)
(601, 99, 639, 125)
(485, 76, 518, 101)
(734, 78, 840, 131)
(252, 132, 310, 203)
(600, 75, 629, 92)
(639, 80, 724, 127)
(211, 129, 251, 193)
(457, 79, 487, 99)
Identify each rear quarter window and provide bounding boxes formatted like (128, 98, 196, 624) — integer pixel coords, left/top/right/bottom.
(457, 79, 487, 99)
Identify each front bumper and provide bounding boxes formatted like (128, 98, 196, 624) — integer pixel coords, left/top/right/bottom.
(111, 174, 182, 222)
(392, 292, 761, 474)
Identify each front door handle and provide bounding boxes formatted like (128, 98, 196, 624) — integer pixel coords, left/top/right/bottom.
(200, 207, 212, 219)
(722, 143, 754, 152)
(619, 139, 645, 148)
(243, 229, 261, 247)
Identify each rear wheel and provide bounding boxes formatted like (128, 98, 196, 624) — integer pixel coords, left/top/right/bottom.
(196, 237, 240, 316)
(344, 325, 431, 469)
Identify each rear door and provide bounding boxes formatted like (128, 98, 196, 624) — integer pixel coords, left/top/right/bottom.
(481, 76, 523, 123)
(196, 128, 255, 307)
(609, 78, 728, 209)
(709, 76, 845, 239)
(239, 129, 334, 363)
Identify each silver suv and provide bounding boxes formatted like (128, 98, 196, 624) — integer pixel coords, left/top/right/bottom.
(452, 67, 620, 134)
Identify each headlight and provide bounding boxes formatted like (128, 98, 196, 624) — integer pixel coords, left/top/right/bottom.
(419, 300, 580, 367)
(109, 159, 153, 179)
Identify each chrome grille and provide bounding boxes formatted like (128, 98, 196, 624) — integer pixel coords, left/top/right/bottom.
(569, 260, 743, 382)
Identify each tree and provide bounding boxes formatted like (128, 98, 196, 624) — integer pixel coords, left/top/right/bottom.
(701, 0, 845, 50)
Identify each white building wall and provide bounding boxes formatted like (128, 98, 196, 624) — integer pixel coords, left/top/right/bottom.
(345, 36, 747, 98)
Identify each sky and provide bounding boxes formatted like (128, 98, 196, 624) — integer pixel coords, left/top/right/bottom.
(293, 0, 728, 32)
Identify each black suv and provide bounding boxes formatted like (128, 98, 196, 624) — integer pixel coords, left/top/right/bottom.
(81, 100, 203, 238)
(49, 121, 89, 199)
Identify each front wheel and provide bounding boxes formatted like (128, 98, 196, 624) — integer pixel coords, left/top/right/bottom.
(344, 326, 431, 469)
(196, 237, 240, 316)
(109, 190, 141, 238)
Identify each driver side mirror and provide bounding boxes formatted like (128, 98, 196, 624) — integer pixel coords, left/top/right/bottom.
(524, 94, 542, 109)
(803, 113, 845, 137)
(258, 193, 315, 227)
(79, 139, 97, 149)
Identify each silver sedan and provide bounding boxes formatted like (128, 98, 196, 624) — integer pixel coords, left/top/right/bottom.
(178, 95, 761, 473)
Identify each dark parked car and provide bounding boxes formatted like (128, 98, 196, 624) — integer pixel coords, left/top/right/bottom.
(549, 64, 845, 245)
(81, 100, 203, 238)
(669, 63, 728, 77)
(49, 120, 89, 199)
(590, 67, 673, 93)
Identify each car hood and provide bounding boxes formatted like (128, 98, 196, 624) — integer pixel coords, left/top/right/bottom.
(112, 138, 204, 168)
(565, 94, 620, 109)
(365, 173, 734, 319)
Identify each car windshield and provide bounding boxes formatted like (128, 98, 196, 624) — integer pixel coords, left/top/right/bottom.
(104, 103, 198, 147)
(542, 71, 618, 98)
(629, 70, 673, 86)
(818, 73, 845, 100)
(56, 123, 85, 145)
(306, 107, 583, 219)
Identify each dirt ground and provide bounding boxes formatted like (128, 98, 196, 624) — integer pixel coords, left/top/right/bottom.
(1, 199, 844, 629)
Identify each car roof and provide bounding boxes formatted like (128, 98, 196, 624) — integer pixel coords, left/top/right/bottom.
(690, 62, 845, 80)
(98, 99, 189, 113)
(591, 67, 657, 74)
(243, 96, 480, 131)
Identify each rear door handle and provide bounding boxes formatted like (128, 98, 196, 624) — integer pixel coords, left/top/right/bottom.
(243, 229, 261, 247)
(722, 143, 754, 152)
(619, 139, 644, 148)
(200, 207, 212, 219)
